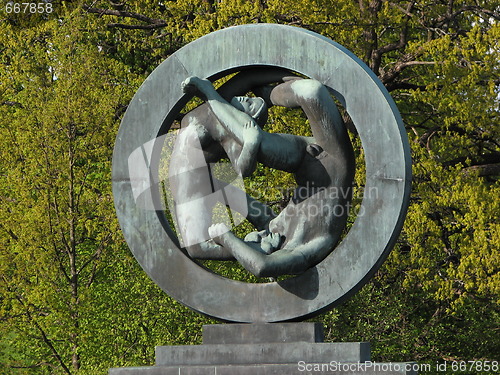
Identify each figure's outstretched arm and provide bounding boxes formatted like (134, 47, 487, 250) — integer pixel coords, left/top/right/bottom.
(182, 76, 262, 177)
(208, 223, 332, 278)
(183, 77, 253, 144)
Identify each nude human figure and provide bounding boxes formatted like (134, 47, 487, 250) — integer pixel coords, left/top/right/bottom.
(169, 70, 286, 259)
(175, 75, 355, 277)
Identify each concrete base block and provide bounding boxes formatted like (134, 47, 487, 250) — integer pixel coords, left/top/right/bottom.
(202, 322, 324, 344)
(109, 363, 417, 374)
(155, 342, 370, 366)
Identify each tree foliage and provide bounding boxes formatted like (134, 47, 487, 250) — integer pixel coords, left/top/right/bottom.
(0, 8, 209, 374)
(0, 0, 498, 373)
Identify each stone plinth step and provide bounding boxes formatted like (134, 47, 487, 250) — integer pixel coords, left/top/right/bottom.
(155, 342, 370, 366)
(109, 362, 418, 375)
(202, 322, 324, 344)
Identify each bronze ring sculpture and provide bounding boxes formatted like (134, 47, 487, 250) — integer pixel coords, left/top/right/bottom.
(112, 24, 411, 322)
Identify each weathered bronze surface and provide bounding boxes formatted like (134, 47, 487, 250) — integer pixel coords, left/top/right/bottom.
(112, 24, 411, 322)
(172, 75, 354, 278)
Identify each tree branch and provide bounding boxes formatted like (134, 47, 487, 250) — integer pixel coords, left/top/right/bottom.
(83, 6, 167, 29)
(0, 222, 18, 240)
(3, 277, 72, 375)
(428, 4, 500, 34)
(107, 22, 167, 30)
(463, 163, 500, 177)
(443, 152, 500, 168)
(77, 235, 110, 278)
(386, 81, 428, 92)
(379, 47, 431, 85)
(368, 0, 418, 74)
(2, 101, 23, 108)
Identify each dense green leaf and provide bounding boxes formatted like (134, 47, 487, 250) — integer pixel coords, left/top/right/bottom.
(1, 1, 498, 373)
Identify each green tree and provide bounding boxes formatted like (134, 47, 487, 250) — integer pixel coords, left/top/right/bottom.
(0, 12, 120, 374)
(0, 5, 212, 373)
(92, 2, 497, 362)
(1, 0, 498, 373)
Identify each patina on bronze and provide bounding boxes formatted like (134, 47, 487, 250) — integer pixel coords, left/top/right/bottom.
(173, 74, 355, 278)
(112, 24, 411, 322)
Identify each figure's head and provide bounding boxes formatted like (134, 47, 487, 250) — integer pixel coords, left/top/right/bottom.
(231, 96, 268, 126)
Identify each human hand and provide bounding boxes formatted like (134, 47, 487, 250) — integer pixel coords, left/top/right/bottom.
(181, 76, 202, 95)
(242, 120, 261, 145)
(181, 76, 214, 99)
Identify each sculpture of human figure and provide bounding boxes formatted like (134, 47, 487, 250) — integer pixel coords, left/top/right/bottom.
(173, 72, 355, 277)
(169, 70, 287, 258)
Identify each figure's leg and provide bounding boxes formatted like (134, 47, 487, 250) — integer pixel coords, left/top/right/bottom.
(257, 132, 310, 173)
(208, 223, 270, 277)
(269, 79, 336, 122)
(208, 223, 299, 278)
(209, 223, 334, 277)
(185, 241, 234, 260)
(174, 194, 236, 260)
(269, 79, 352, 159)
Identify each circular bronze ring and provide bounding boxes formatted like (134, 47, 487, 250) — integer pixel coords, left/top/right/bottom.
(112, 24, 411, 322)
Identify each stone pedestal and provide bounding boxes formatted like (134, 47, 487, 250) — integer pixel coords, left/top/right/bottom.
(109, 323, 417, 374)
